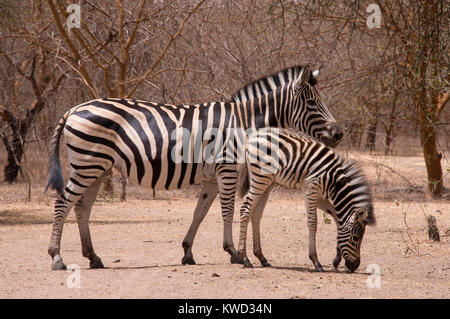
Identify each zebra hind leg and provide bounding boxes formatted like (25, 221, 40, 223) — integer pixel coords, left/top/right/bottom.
(48, 196, 74, 270)
(73, 173, 106, 269)
(48, 185, 83, 270)
(181, 182, 218, 265)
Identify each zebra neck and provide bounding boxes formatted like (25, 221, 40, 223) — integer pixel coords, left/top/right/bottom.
(234, 95, 280, 131)
(274, 85, 294, 130)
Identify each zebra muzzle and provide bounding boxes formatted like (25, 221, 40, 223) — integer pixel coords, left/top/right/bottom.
(345, 258, 360, 273)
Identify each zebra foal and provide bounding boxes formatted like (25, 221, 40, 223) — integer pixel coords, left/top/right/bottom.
(238, 128, 375, 272)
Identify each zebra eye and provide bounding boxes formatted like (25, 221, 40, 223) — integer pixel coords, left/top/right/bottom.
(306, 99, 317, 106)
(352, 235, 360, 242)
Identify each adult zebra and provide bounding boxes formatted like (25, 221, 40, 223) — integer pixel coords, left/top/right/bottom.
(45, 65, 343, 270)
(181, 65, 342, 265)
(237, 128, 375, 272)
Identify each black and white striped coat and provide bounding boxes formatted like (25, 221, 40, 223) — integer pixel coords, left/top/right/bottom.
(238, 128, 375, 272)
(45, 65, 343, 270)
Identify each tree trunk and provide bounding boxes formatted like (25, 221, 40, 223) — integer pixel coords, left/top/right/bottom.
(419, 108, 443, 198)
(384, 92, 397, 156)
(366, 118, 377, 153)
(347, 119, 363, 149)
(384, 124, 394, 156)
(1, 133, 24, 182)
(414, 0, 444, 199)
(0, 111, 31, 183)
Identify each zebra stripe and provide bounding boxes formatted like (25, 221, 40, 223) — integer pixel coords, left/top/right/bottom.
(237, 128, 375, 272)
(46, 65, 344, 270)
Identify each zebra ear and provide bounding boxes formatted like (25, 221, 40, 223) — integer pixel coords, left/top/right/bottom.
(312, 69, 319, 79)
(309, 69, 319, 86)
(293, 66, 311, 92)
(354, 207, 368, 224)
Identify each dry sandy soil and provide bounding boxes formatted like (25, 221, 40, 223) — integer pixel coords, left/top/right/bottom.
(0, 153, 449, 299)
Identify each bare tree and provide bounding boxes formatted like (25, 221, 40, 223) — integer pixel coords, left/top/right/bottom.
(379, 0, 448, 197)
(0, 0, 447, 200)
(0, 1, 65, 183)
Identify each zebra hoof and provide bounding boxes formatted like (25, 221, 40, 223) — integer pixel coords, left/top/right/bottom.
(315, 265, 324, 272)
(51, 255, 67, 271)
(51, 261, 67, 271)
(261, 260, 272, 268)
(230, 254, 244, 264)
(332, 257, 341, 270)
(242, 257, 254, 268)
(89, 257, 104, 269)
(181, 256, 196, 265)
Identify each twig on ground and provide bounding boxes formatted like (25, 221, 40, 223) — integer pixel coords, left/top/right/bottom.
(400, 203, 420, 257)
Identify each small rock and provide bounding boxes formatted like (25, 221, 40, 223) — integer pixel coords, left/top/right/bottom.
(112, 259, 120, 263)
(211, 273, 220, 277)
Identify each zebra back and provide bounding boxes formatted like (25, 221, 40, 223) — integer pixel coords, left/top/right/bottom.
(241, 128, 374, 225)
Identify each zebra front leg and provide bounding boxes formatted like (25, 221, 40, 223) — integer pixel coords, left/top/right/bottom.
(307, 211, 324, 272)
(332, 245, 342, 270)
(218, 190, 242, 264)
(181, 182, 218, 265)
(217, 168, 243, 264)
(306, 182, 324, 272)
(238, 199, 253, 268)
(74, 174, 105, 269)
(251, 187, 273, 267)
(317, 199, 341, 270)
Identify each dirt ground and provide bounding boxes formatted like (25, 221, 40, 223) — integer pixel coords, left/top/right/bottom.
(0, 153, 449, 299)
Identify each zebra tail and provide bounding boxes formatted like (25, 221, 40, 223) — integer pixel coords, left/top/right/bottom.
(238, 163, 250, 199)
(45, 111, 70, 195)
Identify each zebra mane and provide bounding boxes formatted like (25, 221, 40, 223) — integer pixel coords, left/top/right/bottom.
(340, 160, 375, 225)
(230, 65, 317, 103)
